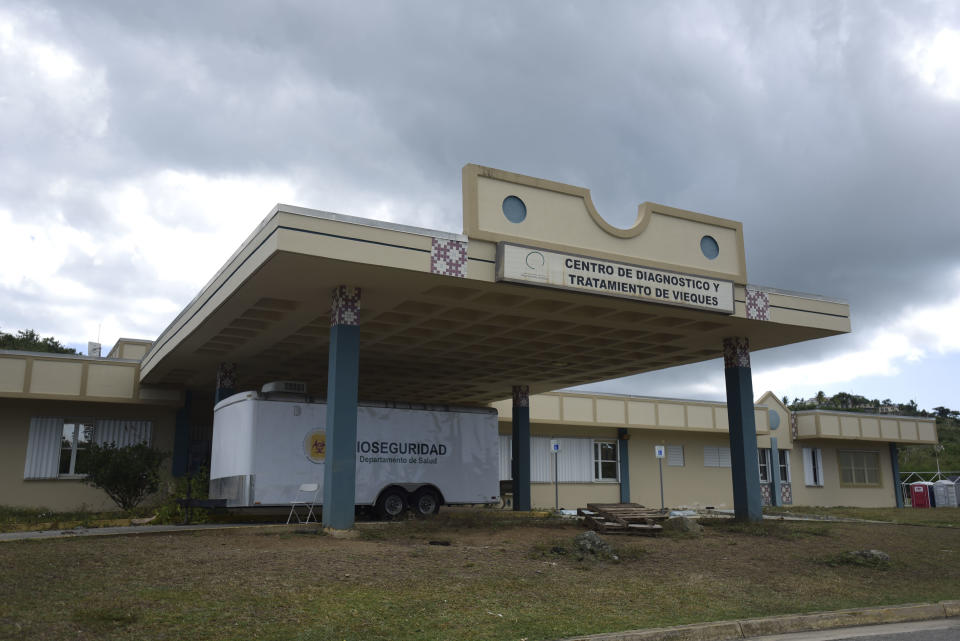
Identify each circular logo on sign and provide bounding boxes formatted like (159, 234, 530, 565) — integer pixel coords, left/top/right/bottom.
(525, 251, 545, 269)
(304, 430, 326, 463)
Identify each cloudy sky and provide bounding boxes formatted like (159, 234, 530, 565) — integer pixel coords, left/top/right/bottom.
(2, 2, 959, 410)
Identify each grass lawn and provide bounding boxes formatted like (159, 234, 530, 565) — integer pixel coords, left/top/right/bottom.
(765, 504, 960, 527)
(1, 508, 959, 641)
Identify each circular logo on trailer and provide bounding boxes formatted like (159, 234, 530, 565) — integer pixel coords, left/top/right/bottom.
(304, 430, 326, 463)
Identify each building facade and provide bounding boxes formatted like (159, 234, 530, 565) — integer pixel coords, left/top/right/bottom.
(3, 164, 920, 520)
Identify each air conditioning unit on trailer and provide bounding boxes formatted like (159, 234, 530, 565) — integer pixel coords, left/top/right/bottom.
(260, 381, 308, 397)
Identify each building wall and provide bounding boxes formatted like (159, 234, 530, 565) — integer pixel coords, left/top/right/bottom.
(500, 415, 901, 510)
(532, 482, 619, 510)
(626, 430, 737, 509)
(789, 439, 897, 508)
(500, 420, 623, 509)
(0, 398, 177, 511)
(756, 392, 793, 449)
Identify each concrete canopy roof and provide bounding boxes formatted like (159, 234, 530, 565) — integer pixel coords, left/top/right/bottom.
(140, 166, 850, 406)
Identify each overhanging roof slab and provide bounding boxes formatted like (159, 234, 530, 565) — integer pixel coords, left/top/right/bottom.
(141, 180, 850, 406)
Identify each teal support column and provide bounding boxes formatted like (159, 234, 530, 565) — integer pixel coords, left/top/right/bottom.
(172, 390, 192, 477)
(323, 286, 362, 530)
(214, 362, 237, 404)
(723, 337, 762, 521)
(511, 385, 531, 511)
(618, 428, 630, 503)
(890, 443, 903, 508)
(770, 437, 781, 507)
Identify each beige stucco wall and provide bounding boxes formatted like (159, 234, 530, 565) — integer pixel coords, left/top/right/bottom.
(0, 357, 28, 392)
(29, 360, 84, 396)
(499, 421, 619, 441)
(627, 430, 737, 510)
(757, 392, 793, 449)
(498, 415, 904, 510)
(120, 343, 149, 360)
(464, 165, 747, 283)
(531, 482, 620, 510)
(0, 398, 177, 511)
(788, 440, 897, 508)
(494, 392, 770, 437)
(793, 411, 937, 445)
(501, 421, 624, 510)
(0, 352, 168, 405)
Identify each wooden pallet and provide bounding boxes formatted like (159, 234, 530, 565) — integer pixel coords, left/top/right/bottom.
(577, 503, 667, 535)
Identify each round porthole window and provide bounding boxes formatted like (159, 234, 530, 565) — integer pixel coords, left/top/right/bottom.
(768, 409, 780, 430)
(502, 195, 527, 223)
(700, 235, 719, 260)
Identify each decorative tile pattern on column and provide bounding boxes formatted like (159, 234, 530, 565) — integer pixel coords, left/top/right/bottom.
(512, 385, 529, 408)
(745, 287, 770, 321)
(330, 286, 362, 326)
(216, 362, 237, 390)
(791, 413, 798, 439)
(722, 336, 751, 368)
(780, 482, 793, 505)
(430, 238, 468, 278)
(760, 483, 772, 507)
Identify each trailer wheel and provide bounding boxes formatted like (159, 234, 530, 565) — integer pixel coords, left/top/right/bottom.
(412, 488, 441, 517)
(376, 488, 407, 520)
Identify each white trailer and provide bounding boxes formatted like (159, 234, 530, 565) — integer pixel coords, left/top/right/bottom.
(209, 388, 500, 518)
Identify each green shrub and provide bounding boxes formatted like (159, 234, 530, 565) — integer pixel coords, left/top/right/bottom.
(155, 467, 211, 524)
(82, 443, 168, 512)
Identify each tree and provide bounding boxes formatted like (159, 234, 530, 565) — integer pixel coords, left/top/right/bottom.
(815, 391, 826, 406)
(0, 328, 77, 354)
(933, 406, 958, 419)
(82, 443, 168, 512)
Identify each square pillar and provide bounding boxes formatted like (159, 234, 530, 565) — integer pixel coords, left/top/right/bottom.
(723, 337, 762, 521)
(172, 390, 192, 477)
(511, 385, 531, 511)
(770, 437, 781, 507)
(323, 286, 362, 530)
(618, 428, 630, 503)
(890, 443, 903, 508)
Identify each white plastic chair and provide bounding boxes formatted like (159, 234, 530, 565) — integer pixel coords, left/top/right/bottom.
(286, 483, 321, 524)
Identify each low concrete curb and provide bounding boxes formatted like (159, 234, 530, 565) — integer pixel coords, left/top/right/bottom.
(561, 601, 960, 641)
(0, 522, 290, 542)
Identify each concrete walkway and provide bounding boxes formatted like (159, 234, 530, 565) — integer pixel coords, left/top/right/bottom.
(0, 509, 868, 543)
(560, 602, 960, 641)
(0, 521, 291, 542)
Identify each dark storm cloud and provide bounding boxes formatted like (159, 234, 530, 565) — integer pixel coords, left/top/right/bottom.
(2, 1, 959, 384)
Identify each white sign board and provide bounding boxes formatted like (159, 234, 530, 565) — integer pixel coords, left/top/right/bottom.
(550, 439, 561, 453)
(654, 445, 666, 459)
(496, 243, 734, 314)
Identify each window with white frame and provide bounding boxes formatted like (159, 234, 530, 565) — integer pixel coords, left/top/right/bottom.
(667, 445, 684, 467)
(802, 447, 824, 487)
(758, 448, 772, 483)
(838, 450, 881, 487)
(593, 441, 618, 481)
(703, 446, 732, 468)
(778, 449, 791, 483)
(24, 417, 153, 480)
(59, 421, 95, 476)
(498, 435, 595, 483)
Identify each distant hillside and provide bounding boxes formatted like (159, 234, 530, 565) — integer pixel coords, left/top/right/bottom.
(900, 414, 960, 474)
